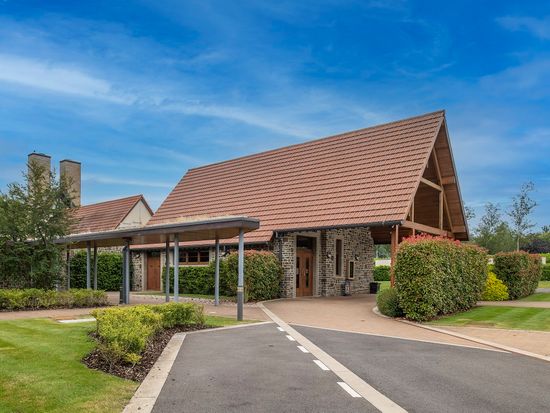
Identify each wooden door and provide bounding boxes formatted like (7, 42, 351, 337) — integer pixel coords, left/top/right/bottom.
(147, 253, 161, 291)
(296, 249, 314, 297)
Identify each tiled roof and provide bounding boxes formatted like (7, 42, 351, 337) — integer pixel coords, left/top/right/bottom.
(148, 111, 446, 243)
(71, 195, 151, 234)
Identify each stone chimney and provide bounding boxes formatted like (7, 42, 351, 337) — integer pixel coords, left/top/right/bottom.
(60, 159, 81, 207)
(27, 152, 51, 185)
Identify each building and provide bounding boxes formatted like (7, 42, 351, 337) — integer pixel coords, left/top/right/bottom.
(133, 110, 468, 297)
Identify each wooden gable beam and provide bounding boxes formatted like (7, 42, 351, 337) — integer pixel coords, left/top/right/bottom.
(420, 177, 442, 191)
(441, 176, 456, 185)
(431, 149, 454, 233)
(402, 220, 451, 238)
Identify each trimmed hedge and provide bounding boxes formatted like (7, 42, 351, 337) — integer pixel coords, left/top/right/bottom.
(162, 250, 283, 302)
(92, 303, 204, 365)
(394, 235, 487, 321)
(224, 251, 283, 301)
(376, 288, 403, 317)
(162, 266, 218, 295)
(494, 252, 542, 299)
(542, 265, 550, 281)
(481, 272, 509, 301)
(70, 251, 132, 291)
(0, 288, 109, 310)
(373, 265, 391, 281)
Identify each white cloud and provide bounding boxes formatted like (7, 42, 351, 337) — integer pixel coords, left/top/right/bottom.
(0, 54, 134, 104)
(497, 16, 550, 40)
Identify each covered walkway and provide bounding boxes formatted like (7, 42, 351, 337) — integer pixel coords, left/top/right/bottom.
(55, 216, 260, 320)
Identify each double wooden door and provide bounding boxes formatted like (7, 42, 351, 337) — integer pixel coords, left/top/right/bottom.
(296, 249, 313, 296)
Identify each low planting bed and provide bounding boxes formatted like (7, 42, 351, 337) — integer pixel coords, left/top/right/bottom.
(0, 288, 109, 311)
(85, 303, 238, 381)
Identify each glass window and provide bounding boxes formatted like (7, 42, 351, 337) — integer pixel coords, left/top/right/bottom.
(335, 239, 343, 276)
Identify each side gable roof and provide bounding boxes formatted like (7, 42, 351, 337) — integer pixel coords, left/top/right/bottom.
(148, 111, 455, 243)
(71, 194, 152, 235)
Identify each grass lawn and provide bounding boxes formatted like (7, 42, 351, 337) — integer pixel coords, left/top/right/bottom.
(538, 281, 550, 289)
(135, 291, 236, 302)
(520, 293, 550, 302)
(429, 306, 550, 332)
(0, 315, 245, 413)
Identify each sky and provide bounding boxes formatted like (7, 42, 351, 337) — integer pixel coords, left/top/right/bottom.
(0, 0, 549, 230)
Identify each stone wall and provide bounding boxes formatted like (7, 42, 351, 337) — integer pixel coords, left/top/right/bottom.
(272, 233, 296, 298)
(131, 251, 145, 291)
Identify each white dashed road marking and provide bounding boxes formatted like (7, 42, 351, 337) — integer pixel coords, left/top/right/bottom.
(286, 335, 296, 341)
(313, 360, 330, 371)
(338, 382, 362, 398)
(297, 345, 309, 353)
(277, 327, 285, 332)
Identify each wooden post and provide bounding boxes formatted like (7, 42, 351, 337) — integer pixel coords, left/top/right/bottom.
(411, 201, 416, 236)
(390, 225, 399, 287)
(439, 191, 444, 230)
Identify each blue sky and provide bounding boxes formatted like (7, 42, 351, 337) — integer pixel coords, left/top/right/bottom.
(0, 0, 549, 229)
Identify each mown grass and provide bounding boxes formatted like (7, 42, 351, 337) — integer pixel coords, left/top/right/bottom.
(0, 315, 247, 413)
(520, 293, 550, 302)
(429, 306, 550, 332)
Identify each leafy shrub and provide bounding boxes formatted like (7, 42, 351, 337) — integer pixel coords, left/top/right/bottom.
(70, 251, 131, 291)
(494, 252, 542, 299)
(376, 288, 403, 317)
(0, 288, 109, 310)
(224, 250, 283, 301)
(92, 303, 204, 365)
(481, 272, 509, 301)
(162, 265, 216, 295)
(541, 265, 550, 281)
(373, 265, 391, 281)
(394, 235, 487, 322)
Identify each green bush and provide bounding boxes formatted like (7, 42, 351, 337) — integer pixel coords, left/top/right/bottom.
(376, 288, 403, 317)
(494, 252, 542, 299)
(481, 272, 509, 301)
(0, 288, 109, 310)
(373, 265, 391, 281)
(224, 250, 283, 301)
(541, 265, 550, 281)
(162, 265, 217, 295)
(394, 235, 487, 322)
(70, 251, 131, 291)
(92, 303, 204, 365)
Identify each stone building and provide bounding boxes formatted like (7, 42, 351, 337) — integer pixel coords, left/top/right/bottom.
(131, 110, 469, 297)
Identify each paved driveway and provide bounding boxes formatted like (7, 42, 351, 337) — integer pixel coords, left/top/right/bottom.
(152, 323, 376, 413)
(294, 325, 550, 413)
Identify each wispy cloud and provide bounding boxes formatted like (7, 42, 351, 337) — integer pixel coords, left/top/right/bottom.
(497, 16, 550, 40)
(82, 174, 173, 189)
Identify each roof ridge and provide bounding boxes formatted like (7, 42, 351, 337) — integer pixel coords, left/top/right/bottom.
(79, 194, 143, 209)
(187, 110, 445, 173)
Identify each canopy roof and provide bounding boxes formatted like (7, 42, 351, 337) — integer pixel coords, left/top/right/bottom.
(56, 216, 260, 249)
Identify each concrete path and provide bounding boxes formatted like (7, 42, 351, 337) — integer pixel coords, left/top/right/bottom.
(151, 323, 376, 413)
(294, 325, 550, 413)
(436, 326, 550, 357)
(478, 300, 550, 308)
(0, 292, 269, 321)
(264, 295, 494, 350)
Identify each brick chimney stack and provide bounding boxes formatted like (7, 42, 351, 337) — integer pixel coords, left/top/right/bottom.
(60, 159, 81, 207)
(27, 152, 51, 184)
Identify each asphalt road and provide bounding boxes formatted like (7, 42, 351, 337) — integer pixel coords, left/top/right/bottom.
(294, 325, 550, 413)
(152, 323, 376, 413)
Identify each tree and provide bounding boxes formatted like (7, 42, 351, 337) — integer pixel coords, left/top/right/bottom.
(472, 203, 515, 254)
(507, 182, 537, 251)
(0, 161, 74, 288)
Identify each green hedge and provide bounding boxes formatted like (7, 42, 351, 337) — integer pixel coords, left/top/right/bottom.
(541, 265, 550, 281)
(92, 303, 204, 365)
(494, 252, 542, 299)
(162, 250, 283, 302)
(376, 288, 403, 317)
(373, 265, 391, 281)
(162, 266, 218, 295)
(394, 236, 487, 321)
(0, 288, 109, 310)
(70, 251, 132, 291)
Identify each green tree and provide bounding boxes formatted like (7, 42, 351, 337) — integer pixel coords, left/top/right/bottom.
(0, 161, 74, 288)
(473, 203, 515, 254)
(507, 182, 537, 251)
